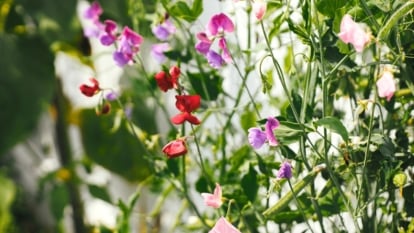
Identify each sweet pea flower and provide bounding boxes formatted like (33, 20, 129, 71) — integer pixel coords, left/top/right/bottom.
(277, 161, 292, 179)
(201, 183, 223, 208)
(154, 66, 180, 92)
(152, 18, 176, 41)
(162, 139, 188, 159)
(338, 14, 371, 52)
(209, 217, 241, 233)
(376, 70, 396, 101)
(79, 78, 100, 97)
(171, 95, 201, 125)
(100, 20, 118, 46)
(207, 13, 235, 36)
(253, 0, 267, 21)
(84, 1, 102, 21)
(248, 117, 280, 149)
(113, 27, 143, 66)
(151, 43, 170, 63)
(195, 13, 234, 68)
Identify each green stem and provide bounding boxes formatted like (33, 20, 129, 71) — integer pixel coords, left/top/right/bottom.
(54, 79, 85, 233)
(377, 1, 414, 41)
(287, 179, 315, 233)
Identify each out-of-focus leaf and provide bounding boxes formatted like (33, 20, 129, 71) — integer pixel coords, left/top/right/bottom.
(80, 110, 152, 182)
(240, 110, 257, 132)
(50, 184, 69, 221)
(315, 117, 349, 142)
(0, 35, 55, 155)
(241, 165, 258, 202)
(187, 71, 223, 101)
(88, 185, 112, 203)
(316, 0, 347, 17)
(0, 173, 16, 233)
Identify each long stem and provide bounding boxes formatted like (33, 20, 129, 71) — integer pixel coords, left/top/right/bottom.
(54, 79, 85, 233)
(287, 180, 315, 233)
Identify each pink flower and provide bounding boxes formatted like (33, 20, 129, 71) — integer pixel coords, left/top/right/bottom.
(376, 70, 396, 101)
(253, 0, 267, 21)
(162, 139, 188, 159)
(207, 13, 234, 36)
(84, 1, 102, 21)
(113, 27, 143, 66)
(201, 183, 223, 208)
(209, 217, 241, 233)
(338, 14, 370, 52)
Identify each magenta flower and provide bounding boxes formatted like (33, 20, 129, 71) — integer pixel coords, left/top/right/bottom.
(83, 1, 102, 21)
(209, 217, 241, 233)
(151, 43, 170, 63)
(277, 161, 292, 179)
(152, 18, 176, 41)
(248, 117, 280, 149)
(99, 20, 118, 46)
(338, 14, 370, 52)
(201, 183, 223, 209)
(376, 70, 396, 101)
(207, 13, 235, 36)
(113, 26, 143, 66)
(195, 13, 234, 68)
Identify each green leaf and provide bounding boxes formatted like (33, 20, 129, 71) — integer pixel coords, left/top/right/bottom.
(80, 110, 152, 182)
(170, 1, 197, 22)
(191, 0, 203, 19)
(187, 71, 223, 101)
(316, 0, 347, 17)
(0, 173, 16, 233)
(241, 165, 258, 202)
(315, 117, 349, 142)
(50, 184, 69, 221)
(88, 185, 112, 203)
(0, 34, 55, 155)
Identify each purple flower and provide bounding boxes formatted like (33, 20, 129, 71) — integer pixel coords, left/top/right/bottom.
(105, 91, 118, 101)
(277, 161, 292, 179)
(248, 128, 267, 149)
(248, 117, 280, 149)
(100, 20, 118, 46)
(195, 33, 212, 54)
(218, 38, 231, 63)
(152, 19, 176, 41)
(206, 50, 225, 68)
(207, 13, 235, 36)
(151, 43, 170, 63)
(113, 26, 143, 66)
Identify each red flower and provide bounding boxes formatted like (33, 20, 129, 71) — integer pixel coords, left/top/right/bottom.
(80, 78, 100, 97)
(162, 139, 187, 158)
(154, 66, 180, 92)
(171, 95, 201, 125)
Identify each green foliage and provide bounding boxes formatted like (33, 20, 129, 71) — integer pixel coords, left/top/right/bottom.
(0, 173, 16, 232)
(80, 110, 152, 182)
(0, 35, 55, 156)
(162, 0, 203, 23)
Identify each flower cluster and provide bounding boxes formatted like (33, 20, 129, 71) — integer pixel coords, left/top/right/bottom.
(83, 1, 143, 66)
(155, 66, 202, 158)
(195, 13, 235, 68)
(79, 78, 118, 115)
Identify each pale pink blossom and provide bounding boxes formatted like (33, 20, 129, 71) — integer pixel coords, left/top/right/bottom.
(338, 14, 370, 52)
(253, 0, 267, 21)
(201, 183, 223, 208)
(376, 70, 396, 101)
(209, 217, 241, 233)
